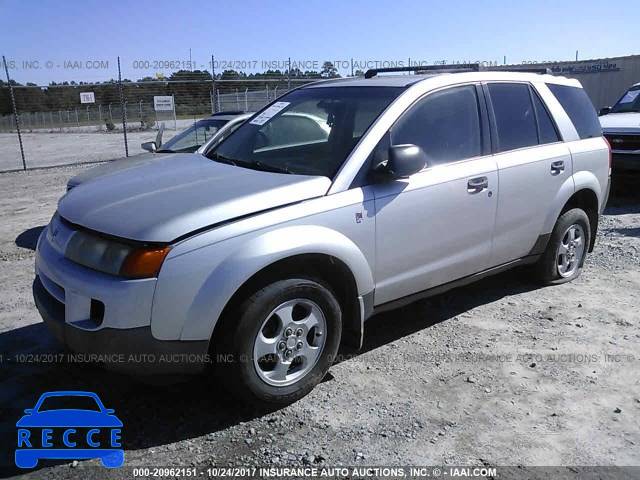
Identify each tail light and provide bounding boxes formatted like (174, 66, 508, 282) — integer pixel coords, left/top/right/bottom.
(603, 136, 612, 173)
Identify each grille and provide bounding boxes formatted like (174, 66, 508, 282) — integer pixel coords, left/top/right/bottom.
(604, 133, 640, 151)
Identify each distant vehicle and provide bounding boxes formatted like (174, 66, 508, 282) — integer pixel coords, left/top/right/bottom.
(35, 66, 610, 407)
(66, 111, 252, 190)
(599, 83, 640, 172)
(15, 391, 123, 468)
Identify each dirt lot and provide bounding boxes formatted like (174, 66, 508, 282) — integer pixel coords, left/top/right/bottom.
(0, 119, 196, 172)
(0, 165, 638, 479)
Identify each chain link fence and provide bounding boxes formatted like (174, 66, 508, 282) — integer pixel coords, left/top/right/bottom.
(0, 60, 315, 172)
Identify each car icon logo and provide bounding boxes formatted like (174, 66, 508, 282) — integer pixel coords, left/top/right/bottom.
(15, 391, 123, 469)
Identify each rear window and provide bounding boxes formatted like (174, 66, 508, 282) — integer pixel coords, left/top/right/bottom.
(547, 84, 601, 139)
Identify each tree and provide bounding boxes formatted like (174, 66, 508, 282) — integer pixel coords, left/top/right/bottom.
(321, 61, 340, 78)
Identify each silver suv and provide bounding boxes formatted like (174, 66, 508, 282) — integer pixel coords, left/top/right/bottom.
(34, 66, 610, 406)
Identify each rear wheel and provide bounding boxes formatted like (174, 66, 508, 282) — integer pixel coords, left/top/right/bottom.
(534, 208, 590, 285)
(215, 278, 342, 407)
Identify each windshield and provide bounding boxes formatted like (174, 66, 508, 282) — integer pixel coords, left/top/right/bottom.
(158, 118, 228, 153)
(207, 86, 404, 178)
(37, 395, 102, 412)
(610, 86, 640, 113)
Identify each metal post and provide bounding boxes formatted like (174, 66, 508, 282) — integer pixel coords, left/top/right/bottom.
(98, 105, 102, 131)
(245, 88, 248, 110)
(216, 89, 221, 111)
(28, 112, 32, 130)
(108, 103, 113, 122)
(49, 111, 53, 128)
(59, 110, 62, 131)
(351, 58, 354, 76)
(86, 106, 90, 127)
(139, 99, 143, 127)
(211, 54, 217, 113)
(172, 94, 176, 130)
(235, 89, 240, 109)
(118, 56, 129, 157)
(34, 111, 38, 127)
(273, 86, 278, 99)
(287, 57, 291, 91)
(75, 109, 79, 131)
(3, 56, 26, 169)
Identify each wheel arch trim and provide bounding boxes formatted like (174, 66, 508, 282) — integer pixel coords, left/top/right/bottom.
(178, 225, 374, 341)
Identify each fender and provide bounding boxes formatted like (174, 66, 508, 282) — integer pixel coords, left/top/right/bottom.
(571, 170, 604, 211)
(151, 225, 374, 341)
(541, 175, 577, 234)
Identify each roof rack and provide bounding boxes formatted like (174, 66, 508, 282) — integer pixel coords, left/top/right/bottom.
(364, 65, 553, 79)
(492, 67, 553, 74)
(364, 64, 479, 78)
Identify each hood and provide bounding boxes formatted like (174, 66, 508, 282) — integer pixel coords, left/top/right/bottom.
(58, 154, 331, 243)
(67, 152, 177, 189)
(599, 112, 640, 131)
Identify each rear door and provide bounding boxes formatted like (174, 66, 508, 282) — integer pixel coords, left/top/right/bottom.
(372, 84, 498, 305)
(484, 82, 572, 267)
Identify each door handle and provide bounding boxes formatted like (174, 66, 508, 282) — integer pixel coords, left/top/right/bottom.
(467, 176, 488, 194)
(551, 160, 565, 174)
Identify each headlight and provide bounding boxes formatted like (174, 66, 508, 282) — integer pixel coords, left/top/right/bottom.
(65, 231, 170, 278)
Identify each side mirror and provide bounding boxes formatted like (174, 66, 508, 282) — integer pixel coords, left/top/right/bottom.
(104, 409, 115, 414)
(599, 107, 611, 116)
(156, 122, 165, 147)
(141, 141, 157, 153)
(386, 144, 428, 178)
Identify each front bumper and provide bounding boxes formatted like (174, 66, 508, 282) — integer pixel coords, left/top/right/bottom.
(34, 276, 209, 375)
(33, 224, 209, 375)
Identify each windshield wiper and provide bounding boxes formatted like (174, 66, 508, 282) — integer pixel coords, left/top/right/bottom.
(242, 161, 292, 174)
(209, 154, 291, 174)
(209, 153, 238, 166)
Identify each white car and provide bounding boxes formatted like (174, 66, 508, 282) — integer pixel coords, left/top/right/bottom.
(599, 83, 640, 172)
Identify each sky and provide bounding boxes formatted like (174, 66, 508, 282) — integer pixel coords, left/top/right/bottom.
(1, 0, 639, 85)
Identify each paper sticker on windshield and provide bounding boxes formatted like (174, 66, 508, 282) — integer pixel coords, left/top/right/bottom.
(619, 89, 640, 104)
(249, 102, 290, 125)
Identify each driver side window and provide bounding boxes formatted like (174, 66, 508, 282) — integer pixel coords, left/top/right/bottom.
(392, 85, 482, 166)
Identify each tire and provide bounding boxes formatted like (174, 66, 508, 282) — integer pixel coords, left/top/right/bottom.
(214, 278, 342, 407)
(534, 208, 591, 285)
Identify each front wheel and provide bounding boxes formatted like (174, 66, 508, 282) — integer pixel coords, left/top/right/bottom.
(215, 278, 342, 407)
(534, 208, 591, 285)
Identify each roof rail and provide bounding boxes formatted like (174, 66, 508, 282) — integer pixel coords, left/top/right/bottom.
(489, 67, 553, 74)
(364, 65, 554, 79)
(364, 64, 479, 78)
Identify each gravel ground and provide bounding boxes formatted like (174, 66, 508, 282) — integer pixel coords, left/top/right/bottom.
(0, 165, 638, 479)
(0, 119, 198, 172)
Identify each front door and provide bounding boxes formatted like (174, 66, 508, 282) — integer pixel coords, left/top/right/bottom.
(371, 84, 498, 305)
